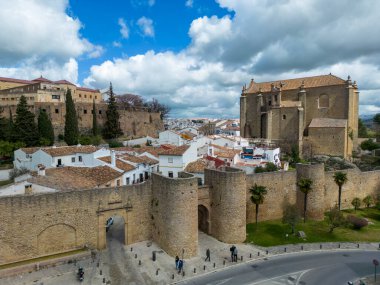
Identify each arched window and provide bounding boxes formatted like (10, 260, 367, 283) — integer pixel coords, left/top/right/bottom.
(282, 114, 286, 120)
(318, 94, 329, 108)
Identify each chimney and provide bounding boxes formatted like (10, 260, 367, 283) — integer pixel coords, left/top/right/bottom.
(37, 164, 46, 176)
(24, 183, 33, 195)
(111, 150, 116, 167)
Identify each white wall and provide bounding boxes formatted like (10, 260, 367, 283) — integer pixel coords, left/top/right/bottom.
(159, 130, 184, 146)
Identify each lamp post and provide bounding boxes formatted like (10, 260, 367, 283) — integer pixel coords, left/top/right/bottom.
(373, 259, 379, 282)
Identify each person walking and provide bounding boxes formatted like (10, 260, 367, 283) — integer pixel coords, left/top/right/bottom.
(230, 245, 235, 262)
(205, 248, 211, 262)
(178, 259, 183, 274)
(233, 246, 238, 262)
(175, 255, 179, 269)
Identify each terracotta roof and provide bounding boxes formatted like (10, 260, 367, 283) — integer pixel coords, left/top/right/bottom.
(309, 118, 347, 128)
(28, 166, 122, 191)
(20, 147, 41, 154)
(245, 74, 346, 93)
(42, 145, 99, 157)
(211, 144, 240, 159)
(158, 145, 190, 156)
(120, 153, 158, 165)
(54, 80, 76, 86)
(77, 86, 100, 93)
(98, 156, 135, 172)
(0, 76, 33, 85)
(32, 76, 52, 83)
(185, 159, 208, 173)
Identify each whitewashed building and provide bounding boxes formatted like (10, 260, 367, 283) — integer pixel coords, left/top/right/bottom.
(158, 144, 197, 178)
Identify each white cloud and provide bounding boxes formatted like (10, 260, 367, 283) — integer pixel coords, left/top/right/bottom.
(185, 0, 193, 8)
(85, 0, 380, 117)
(137, 17, 155, 37)
(113, 41, 122, 48)
(118, 18, 130, 39)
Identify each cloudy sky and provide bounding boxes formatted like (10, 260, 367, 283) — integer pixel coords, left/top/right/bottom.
(1, 0, 380, 118)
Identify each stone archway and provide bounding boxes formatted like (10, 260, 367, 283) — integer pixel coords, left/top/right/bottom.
(97, 209, 129, 250)
(198, 205, 210, 234)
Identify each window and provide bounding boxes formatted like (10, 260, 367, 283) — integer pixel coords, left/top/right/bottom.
(168, 171, 174, 178)
(168, 157, 173, 163)
(55, 109, 59, 114)
(99, 110, 102, 114)
(78, 156, 82, 162)
(116, 179, 120, 186)
(83, 110, 87, 114)
(84, 95, 87, 98)
(95, 96, 97, 100)
(126, 177, 130, 185)
(282, 114, 286, 120)
(79, 94, 82, 98)
(71, 157, 75, 163)
(52, 95, 60, 100)
(318, 94, 329, 108)
(90, 95, 92, 99)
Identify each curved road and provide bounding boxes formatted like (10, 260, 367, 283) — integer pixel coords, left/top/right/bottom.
(179, 250, 380, 285)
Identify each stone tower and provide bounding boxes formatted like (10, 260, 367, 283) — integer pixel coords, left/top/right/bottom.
(205, 167, 246, 243)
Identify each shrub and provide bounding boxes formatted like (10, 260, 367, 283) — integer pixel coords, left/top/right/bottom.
(265, 162, 278, 172)
(351, 197, 361, 211)
(79, 135, 92, 145)
(363, 195, 373, 208)
(132, 144, 141, 148)
(254, 166, 265, 173)
(347, 215, 368, 230)
(108, 140, 123, 148)
(360, 139, 380, 151)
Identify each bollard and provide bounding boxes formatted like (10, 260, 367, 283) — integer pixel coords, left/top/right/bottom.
(284, 248, 287, 252)
(213, 263, 216, 268)
(103, 278, 105, 283)
(131, 247, 133, 252)
(338, 244, 341, 248)
(194, 268, 196, 273)
(320, 244, 322, 249)
(241, 256, 243, 261)
(258, 252, 260, 256)
(266, 250, 268, 255)
(204, 265, 206, 270)
(223, 260, 225, 265)
(152, 251, 156, 262)
(357, 244, 359, 248)
(250, 253, 252, 258)
(156, 269, 159, 276)
(135, 254, 137, 259)
(301, 245, 303, 251)
(100, 269, 102, 275)
(139, 260, 141, 266)
(97, 262, 99, 268)
(172, 274, 174, 279)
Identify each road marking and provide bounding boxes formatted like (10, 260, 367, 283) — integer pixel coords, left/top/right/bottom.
(246, 270, 309, 285)
(206, 278, 233, 285)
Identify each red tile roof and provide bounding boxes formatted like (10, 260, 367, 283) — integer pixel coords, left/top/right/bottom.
(0, 76, 33, 85)
(32, 76, 52, 83)
(245, 74, 346, 93)
(158, 145, 190, 156)
(98, 156, 135, 172)
(54, 80, 76, 86)
(77, 86, 100, 93)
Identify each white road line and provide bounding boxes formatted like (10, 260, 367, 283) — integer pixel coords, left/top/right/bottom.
(246, 270, 309, 285)
(296, 269, 309, 285)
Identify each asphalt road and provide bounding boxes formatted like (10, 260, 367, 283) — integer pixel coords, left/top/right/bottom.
(179, 250, 380, 285)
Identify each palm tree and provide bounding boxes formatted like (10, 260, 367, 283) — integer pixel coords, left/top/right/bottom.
(333, 172, 348, 211)
(297, 178, 313, 223)
(250, 184, 268, 225)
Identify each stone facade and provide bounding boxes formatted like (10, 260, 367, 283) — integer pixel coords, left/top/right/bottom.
(0, 165, 379, 265)
(0, 102, 163, 138)
(240, 75, 359, 158)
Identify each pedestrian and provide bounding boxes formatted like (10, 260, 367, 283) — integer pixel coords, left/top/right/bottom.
(178, 259, 183, 274)
(233, 246, 238, 262)
(175, 255, 179, 269)
(230, 245, 235, 262)
(205, 248, 211, 262)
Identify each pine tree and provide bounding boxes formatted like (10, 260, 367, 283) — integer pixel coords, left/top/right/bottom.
(0, 114, 8, 140)
(38, 109, 55, 146)
(103, 83, 123, 139)
(64, 89, 79, 145)
(11, 95, 39, 146)
(92, 99, 98, 136)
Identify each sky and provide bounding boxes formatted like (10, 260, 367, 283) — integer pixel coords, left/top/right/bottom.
(1, 0, 380, 118)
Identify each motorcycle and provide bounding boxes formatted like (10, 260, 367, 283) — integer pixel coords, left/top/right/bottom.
(77, 267, 84, 282)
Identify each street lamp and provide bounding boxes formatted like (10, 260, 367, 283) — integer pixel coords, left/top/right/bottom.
(373, 259, 379, 282)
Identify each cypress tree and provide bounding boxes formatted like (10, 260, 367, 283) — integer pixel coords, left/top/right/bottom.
(92, 99, 98, 136)
(38, 109, 55, 146)
(12, 95, 39, 146)
(64, 89, 79, 145)
(0, 114, 8, 141)
(103, 83, 123, 139)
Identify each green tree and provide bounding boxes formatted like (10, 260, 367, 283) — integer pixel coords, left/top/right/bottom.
(374, 113, 380, 124)
(290, 144, 301, 165)
(333, 171, 348, 211)
(0, 141, 25, 158)
(326, 206, 346, 233)
(103, 83, 123, 139)
(360, 139, 380, 151)
(282, 204, 301, 234)
(249, 184, 268, 225)
(0, 115, 9, 141)
(297, 178, 313, 222)
(11, 95, 39, 146)
(64, 89, 79, 145)
(358, 118, 368, 138)
(37, 109, 54, 146)
(92, 99, 98, 136)
(363, 195, 373, 208)
(351, 197, 361, 212)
